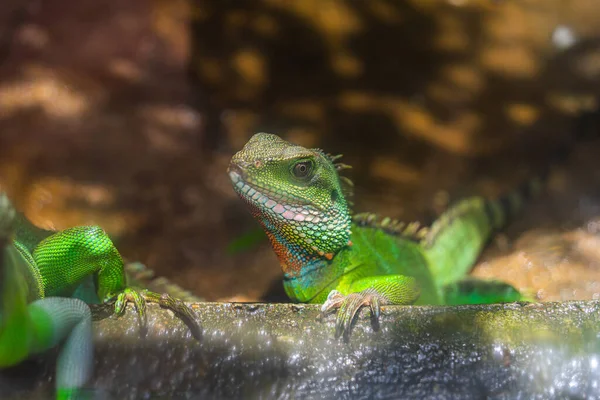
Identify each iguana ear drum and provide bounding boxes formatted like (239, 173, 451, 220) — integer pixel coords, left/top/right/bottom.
(331, 190, 339, 203)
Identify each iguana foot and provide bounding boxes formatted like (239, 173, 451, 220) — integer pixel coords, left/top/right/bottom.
(320, 289, 383, 341)
(114, 288, 202, 340)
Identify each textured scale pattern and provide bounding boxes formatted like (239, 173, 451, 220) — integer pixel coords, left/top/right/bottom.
(231, 172, 351, 258)
(0, 193, 94, 399)
(229, 133, 352, 275)
(230, 133, 531, 339)
(0, 191, 202, 398)
(32, 226, 125, 301)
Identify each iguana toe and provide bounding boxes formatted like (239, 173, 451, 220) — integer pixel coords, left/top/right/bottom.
(114, 288, 148, 336)
(113, 288, 201, 340)
(320, 290, 345, 313)
(321, 289, 383, 341)
(142, 290, 202, 341)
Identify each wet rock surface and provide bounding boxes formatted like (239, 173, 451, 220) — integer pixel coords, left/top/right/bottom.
(3, 301, 600, 399)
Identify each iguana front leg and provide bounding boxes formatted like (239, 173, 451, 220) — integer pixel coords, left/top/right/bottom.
(31, 226, 202, 340)
(321, 275, 420, 341)
(1, 195, 94, 400)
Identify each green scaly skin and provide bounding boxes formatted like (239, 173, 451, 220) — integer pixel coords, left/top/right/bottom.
(0, 193, 202, 399)
(229, 133, 533, 340)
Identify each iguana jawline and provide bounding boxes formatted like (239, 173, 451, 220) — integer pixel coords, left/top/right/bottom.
(229, 165, 332, 276)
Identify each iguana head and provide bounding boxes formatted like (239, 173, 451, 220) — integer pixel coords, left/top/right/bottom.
(228, 133, 352, 276)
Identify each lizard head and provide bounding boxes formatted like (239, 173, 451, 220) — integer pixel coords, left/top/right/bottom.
(228, 133, 352, 274)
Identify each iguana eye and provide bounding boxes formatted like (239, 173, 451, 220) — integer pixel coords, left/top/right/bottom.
(292, 161, 313, 179)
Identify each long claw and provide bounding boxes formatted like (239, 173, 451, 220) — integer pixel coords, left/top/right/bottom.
(143, 290, 202, 341)
(114, 288, 148, 336)
(130, 289, 147, 336)
(335, 293, 364, 340)
(322, 289, 385, 341)
(114, 292, 127, 315)
(112, 287, 202, 341)
(369, 296, 381, 331)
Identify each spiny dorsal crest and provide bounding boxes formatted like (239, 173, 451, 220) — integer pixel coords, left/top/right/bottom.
(353, 212, 429, 242)
(315, 149, 354, 200)
(420, 198, 482, 249)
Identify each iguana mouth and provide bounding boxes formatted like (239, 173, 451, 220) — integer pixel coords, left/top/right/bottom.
(228, 163, 323, 223)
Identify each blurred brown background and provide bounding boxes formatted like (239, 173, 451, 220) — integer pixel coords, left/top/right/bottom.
(1, 0, 600, 302)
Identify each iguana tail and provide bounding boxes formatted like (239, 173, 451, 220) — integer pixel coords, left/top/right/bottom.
(422, 108, 600, 289)
(422, 176, 543, 288)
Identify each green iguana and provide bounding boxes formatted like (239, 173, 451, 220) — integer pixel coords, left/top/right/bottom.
(0, 192, 202, 399)
(229, 133, 536, 340)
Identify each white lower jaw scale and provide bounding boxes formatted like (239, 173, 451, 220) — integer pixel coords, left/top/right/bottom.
(228, 170, 241, 183)
(234, 182, 310, 222)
